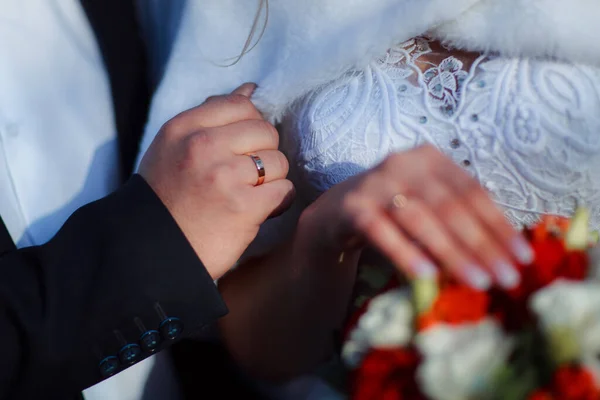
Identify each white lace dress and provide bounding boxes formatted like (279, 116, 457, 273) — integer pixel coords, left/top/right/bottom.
(281, 37, 600, 231)
(263, 36, 600, 400)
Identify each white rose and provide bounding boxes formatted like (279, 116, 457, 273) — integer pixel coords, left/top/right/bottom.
(341, 288, 413, 368)
(530, 279, 600, 384)
(415, 318, 513, 400)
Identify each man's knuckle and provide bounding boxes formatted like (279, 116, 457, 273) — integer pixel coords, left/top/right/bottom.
(203, 164, 235, 194)
(204, 95, 221, 104)
(187, 130, 215, 152)
(226, 94, 253, 108)
(253, 120, 279, 145)
(210, 163, 235, 183)
(276, 151, 289, 175)
(161, 118, 184, 138)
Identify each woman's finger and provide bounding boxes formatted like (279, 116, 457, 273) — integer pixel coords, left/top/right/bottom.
(387, 195, 492, 290)
(465, 187, 534, 264)
(344, 195, 437, 279)
(434, 159, 534, 265)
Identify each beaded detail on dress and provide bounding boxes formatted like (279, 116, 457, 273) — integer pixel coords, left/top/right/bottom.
(282, 37, 600, 230)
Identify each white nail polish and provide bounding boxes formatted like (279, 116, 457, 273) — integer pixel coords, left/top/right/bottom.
(464, 264, 492, 290)
(493, 261, 520, 289)
(413, 260, 438, 278)
(511, 237, 535, 264)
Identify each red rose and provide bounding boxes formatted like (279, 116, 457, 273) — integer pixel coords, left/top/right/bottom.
(530, 365, 600, 400)
(492, 236, 589, 331)
(522, 231, 589, 291)
(418, 285, 488, 331)
(488, 287, 529, 332)
(528, 389, 553, 400)
(558, 251, 588, 281)
(527, 238, 568, 288)
(351, 348, 425, 400)
(552, 365, 599, 400)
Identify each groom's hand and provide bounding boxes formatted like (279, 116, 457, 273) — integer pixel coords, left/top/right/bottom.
(139, 83, 295, 279)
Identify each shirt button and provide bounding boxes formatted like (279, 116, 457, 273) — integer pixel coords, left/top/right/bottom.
(462, 160, 471, 167)
(140, 330, 161, 353)
(99, 356, 120, 378)
(450, 139, 460, 149)
(118, 344, 142, 366)
(159, 317, 184, 340)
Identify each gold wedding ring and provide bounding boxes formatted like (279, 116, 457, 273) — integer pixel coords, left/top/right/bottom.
(391, 194, 408, 209)
(247, 154, 266, 186)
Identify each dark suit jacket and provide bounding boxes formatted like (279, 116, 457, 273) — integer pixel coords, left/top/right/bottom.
(0, 1, 261, 399)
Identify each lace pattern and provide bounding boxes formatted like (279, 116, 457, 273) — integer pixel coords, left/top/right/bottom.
(282, 37, 600, 230)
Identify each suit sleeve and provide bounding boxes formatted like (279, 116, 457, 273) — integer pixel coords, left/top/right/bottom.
(0, 174, 227, 399)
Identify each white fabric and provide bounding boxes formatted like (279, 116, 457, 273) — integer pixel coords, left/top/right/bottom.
(0, 0, 119, 247)
(283, 38, 600, 230)
(138, 0, 600, 251)
(139, 0, 600, 160)
(138, 3, 600, 397)
(0, 1, 179, 399)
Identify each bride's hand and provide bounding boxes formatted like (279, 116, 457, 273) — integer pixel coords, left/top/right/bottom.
(300, 144, 534, 290)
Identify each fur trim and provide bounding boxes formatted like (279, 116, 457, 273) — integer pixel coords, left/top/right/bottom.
(138, 0, 600, 164)
(432, 0, 600, 66)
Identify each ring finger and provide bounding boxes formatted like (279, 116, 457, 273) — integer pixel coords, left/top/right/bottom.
(234, 150, 289, 186)
(422, 183, 520, 288)
(388, 195, 493, 290)
(349, 204, 438, 280)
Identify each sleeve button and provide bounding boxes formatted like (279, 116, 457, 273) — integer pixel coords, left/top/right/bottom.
(159, 317, 184, 340)
(118, 344, 142, 365)
(99, 356, 120, 378)
(140, 330, 161, 353)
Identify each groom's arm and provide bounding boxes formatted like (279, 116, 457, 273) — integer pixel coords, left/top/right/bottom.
(0, 174, 227, 399)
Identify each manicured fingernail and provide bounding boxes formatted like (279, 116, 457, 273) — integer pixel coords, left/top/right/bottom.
(511, 237, 534, 264)
(464, 264, 492, 290)
(413, 260, 438, 278)
(493, 261, 520, 289)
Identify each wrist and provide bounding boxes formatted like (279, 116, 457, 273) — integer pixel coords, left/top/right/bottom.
(297, 202, 363, 260)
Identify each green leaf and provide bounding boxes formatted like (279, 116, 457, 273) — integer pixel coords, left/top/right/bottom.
(488, 329, 544, 400)
(412, 278, 438, 315)
(565, 207, 590, 250)
(546, 326, 580, 365)
(357, 265, 391, 289)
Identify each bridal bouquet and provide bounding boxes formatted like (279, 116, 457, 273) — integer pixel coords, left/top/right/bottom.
(341, 209, 600, 400)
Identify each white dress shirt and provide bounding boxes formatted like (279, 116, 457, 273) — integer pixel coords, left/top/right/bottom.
(0, 1, 182, 399)
(0, 0, 119, 247)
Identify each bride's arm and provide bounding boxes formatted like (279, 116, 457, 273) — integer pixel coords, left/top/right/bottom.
(218, 211, 360, 381)
(218, 145, 531, 381)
